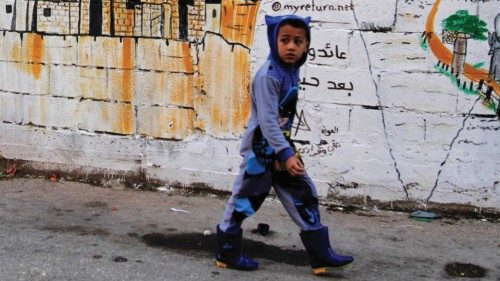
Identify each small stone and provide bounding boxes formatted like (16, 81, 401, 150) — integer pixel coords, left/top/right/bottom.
(113, 256, 128, 262)
(203, 230, 211, 236)
(157, 186, 171, 192)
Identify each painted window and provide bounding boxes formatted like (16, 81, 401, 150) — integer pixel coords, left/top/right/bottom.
(43, 8, 51, 17)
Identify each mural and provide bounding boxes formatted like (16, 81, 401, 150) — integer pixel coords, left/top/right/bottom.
(0, 0, 260, 137)
(422, 0, 499, 117)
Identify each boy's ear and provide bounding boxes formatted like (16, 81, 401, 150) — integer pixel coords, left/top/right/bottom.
(303, 16, 311, 26)
(265, 15, 282, 26)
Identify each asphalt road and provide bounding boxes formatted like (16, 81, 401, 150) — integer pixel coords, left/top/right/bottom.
(0, 178, 498, 280)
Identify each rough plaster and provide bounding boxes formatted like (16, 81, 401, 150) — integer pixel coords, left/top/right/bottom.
(0, 0, 498, 210)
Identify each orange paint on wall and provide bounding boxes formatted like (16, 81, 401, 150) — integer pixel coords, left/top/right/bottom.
(114, 37, 134, 134)
(117, 103, 134, 134)
(197, 33, 252, 136)
(121, 37, 133, 101)
(170, 109, 194, 139)
(10, 43, 20, 62)
(181, 42, 194, 73)
(10, 34, 44, 79)
(210, 106, 223, 131)
(9, 34, 44, 79)
(246, 5, 258, 46)
(168, 75, 194, 107)
(230, 50, 250, 130)
(221, 2, 234, 40)
(220, 1, 259, 47)
(27, 34, 44, 79)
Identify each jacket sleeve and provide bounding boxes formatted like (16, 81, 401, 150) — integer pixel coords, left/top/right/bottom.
(252, 75, 294, 162)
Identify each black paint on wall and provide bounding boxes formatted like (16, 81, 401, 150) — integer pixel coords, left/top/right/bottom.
(89, 0, 103, 36)
(31, 0, 38, 32)
(178, 0, 194, 41)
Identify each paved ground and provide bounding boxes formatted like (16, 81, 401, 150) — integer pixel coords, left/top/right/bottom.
(0, 178, 498, 281)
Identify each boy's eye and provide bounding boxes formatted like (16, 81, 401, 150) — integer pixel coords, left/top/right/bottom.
(294, 39, 303, 45)
(281, 38, 290, 44)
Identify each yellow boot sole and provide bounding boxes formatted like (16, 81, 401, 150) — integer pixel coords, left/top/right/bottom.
(214, 260, 228, 268)
(312, 262, 353, 275)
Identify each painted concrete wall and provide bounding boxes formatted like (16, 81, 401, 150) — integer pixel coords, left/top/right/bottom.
(0, 0, 498, 210)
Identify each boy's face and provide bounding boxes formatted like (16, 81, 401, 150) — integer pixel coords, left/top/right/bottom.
(277, 24, 309, 65)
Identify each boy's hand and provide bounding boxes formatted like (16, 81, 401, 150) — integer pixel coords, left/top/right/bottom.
(284, 156, 305, 177)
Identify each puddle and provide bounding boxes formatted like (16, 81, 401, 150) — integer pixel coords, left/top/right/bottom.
(444, 262, 487, 278)
(142, 232, 308, 266)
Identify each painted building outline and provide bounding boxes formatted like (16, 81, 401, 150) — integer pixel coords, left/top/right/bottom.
(0, 0, 233, 41)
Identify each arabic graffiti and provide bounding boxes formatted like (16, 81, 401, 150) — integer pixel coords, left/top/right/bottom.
(300, 75, 354, 96)
(296, 139, 342, 157)
(321, 126, 339, 136)
(308, 43, 347, 61)
(291, 109, 342, 158)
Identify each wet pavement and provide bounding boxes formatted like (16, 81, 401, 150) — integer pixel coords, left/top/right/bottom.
(0, 178, 498, 280)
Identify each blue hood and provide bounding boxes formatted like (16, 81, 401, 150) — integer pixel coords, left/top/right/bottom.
(265, 15, 311, 67)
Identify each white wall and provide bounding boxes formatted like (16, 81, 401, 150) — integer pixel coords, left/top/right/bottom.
(0, 0, 498, 210)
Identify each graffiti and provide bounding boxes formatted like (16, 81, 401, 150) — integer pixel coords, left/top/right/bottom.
(321, 126, 339, 136)
(327, 81, 353, 91)
(296, 139, 341, 157)
(308, 43, 347, 61)
(292, 109, 311, 137)
(291, 110, 341, 158)
(299, 75, 354, 95)
(270, 1, 354, 13)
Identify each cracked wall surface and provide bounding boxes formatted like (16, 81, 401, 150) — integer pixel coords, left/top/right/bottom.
(0, 0, 499, 209)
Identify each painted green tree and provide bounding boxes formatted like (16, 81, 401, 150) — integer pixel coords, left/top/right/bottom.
(442, 10, 488, 75)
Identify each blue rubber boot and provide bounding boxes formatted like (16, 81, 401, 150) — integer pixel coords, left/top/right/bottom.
(214, 225, 258, 270)
(300, 227, 354, 275)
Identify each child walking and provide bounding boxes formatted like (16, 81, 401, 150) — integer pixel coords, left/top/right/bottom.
(214, 15, 354, 275)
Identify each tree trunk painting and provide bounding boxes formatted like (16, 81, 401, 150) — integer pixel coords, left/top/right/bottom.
(452, 33, 467, 75)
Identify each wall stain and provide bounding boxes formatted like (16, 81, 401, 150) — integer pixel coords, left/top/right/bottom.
(116, 37, 134, 134)
(28, 34, 44, 79)
(181, 42, 194, 73)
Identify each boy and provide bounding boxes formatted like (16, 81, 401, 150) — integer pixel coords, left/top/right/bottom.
(214, 15, 354, 275)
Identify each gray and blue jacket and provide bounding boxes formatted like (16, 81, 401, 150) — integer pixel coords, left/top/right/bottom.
(240, 15, 311, 176)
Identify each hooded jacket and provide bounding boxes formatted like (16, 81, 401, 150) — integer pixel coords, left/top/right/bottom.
(240, 15, 311, 176)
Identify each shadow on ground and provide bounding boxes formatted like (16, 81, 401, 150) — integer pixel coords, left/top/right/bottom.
(142, 232, 309, 266)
